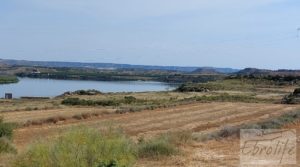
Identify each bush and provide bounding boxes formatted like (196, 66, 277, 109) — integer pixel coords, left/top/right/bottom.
(282, 88, 300, 104)
(0, 117, 16, 154)
(180, 93, 270, 103)
(97, 160, 120, 167)
(163, 131, 193, 145)
(124, 96, 137, 104)
(217, 126, 239, 138)
(61, 98, 82, 105)
(137, 135, 177, 159)
(62, 98, 119, 106)
(74, 90, 102, 95)
(0, 137, 16, 154)
(0, 117, 15, 140)
(24, 116, 67, 126)
(13, 127, 136, 167)
(293, 88, 300, 95)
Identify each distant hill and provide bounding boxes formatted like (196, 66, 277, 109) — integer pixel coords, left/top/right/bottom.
(0, 59, 239, 74)
(0, 62, 8, 68)
(192, 68, 221, 75)
(236, 68, 300, 76)
(236, 68, 271, 75)
(193, 67, 239, 74)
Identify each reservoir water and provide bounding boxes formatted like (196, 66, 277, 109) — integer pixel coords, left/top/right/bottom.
(0, 78, 177, 98)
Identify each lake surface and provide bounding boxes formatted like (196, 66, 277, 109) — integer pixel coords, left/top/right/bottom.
(0, 78, 177, 98)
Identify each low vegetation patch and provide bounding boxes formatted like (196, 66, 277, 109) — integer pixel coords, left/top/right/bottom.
(0, 117, 16, 154)
(23, 112, 105, 127)
(195, 94, 258, 103)
(137, 135, 178, 159)
(13, 127, 187, 166)
(62, 98, 119, 106)
(182, 93, 273, 103)
(23, 116, 67, 126)
(282, 88, 300, 104)
(61, 95, 147, 107)
(124, 96, 137, 104)
(60, 89, 102, 96)
(0, 75, 19, 84)
(13, 127, 137, 167)
(176, 78, 288, 93)
(176, 79, 256, 92)
(194, 110, 300, 141)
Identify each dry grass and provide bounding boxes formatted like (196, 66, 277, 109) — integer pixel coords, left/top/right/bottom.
(1, 107, 115, 125)
(9, 102, 300, 152)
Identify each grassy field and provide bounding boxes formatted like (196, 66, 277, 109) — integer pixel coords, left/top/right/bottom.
(1, 78, 300, 166)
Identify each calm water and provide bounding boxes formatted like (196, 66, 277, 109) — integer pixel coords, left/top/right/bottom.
(0, 78, 177, 98)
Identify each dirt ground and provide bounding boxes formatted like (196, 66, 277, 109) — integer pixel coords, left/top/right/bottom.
(0, 101, 299, 166)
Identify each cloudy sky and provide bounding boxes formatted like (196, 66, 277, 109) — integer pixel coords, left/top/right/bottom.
(0, 0, 300, 69)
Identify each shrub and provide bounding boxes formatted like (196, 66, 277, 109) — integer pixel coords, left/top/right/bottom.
(176, 83, 210, 92)
(74, 90, 102, 95)
(62, 98, 119, 106)
(0, 117, 16, 154)
(13, 127, 136, 167)
(72, 114, 83, 120)
(217, 126, 239, 138)
(282, 88, 300, 104)
(137, 135, 177, 159)
(97, 160, 118, 167)
(0, 137, 16, 154)
(124, 96, 137, 104)
(24, 116, 67, 126)
(163, 131, 193, 145)
(0, 117, 15, 139)
(62, 98, 82, 105)
(293, 88, 300, 95)
(115, 107, 143, 114)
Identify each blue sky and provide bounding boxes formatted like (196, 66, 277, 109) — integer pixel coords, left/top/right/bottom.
(0, 0, 300, 69)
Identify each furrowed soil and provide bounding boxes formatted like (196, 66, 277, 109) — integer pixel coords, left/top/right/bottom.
(1, 101, 299, 167)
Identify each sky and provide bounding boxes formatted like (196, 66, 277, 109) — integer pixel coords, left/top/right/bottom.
(0, 0, 300, 69)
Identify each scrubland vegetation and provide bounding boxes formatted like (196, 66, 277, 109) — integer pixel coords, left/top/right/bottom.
(12, 127, 187, 167)
(194, 110, 300, 141)
(0, 76, 18, 84)
(282, 88, 300, 104)
(176, 78, 298, 93)
(13, 127, 136, 167)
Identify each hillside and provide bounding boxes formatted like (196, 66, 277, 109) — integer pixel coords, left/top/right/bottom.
(237, 68, 300, 76)
(0, 59, 239, 74)
(192, 67, 222, 75)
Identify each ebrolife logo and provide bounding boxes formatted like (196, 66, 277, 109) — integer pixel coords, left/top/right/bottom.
(240, 129, 296, 166)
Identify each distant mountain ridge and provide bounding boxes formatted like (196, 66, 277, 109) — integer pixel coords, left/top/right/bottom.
(0, 59, 239, 74)
(236, 68, 300, 76)
(191, 67, 221, 75)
